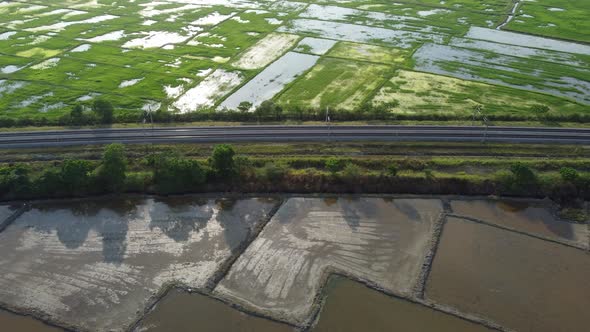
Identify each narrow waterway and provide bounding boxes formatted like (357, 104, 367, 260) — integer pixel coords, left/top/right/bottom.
(497, 0, 521, 30)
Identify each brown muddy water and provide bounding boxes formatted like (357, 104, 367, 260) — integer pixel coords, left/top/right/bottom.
(312, 276, 494, 332)
(450, 199, 588, 247)
(0, 205, 16, 222)
(0, 309, 61, 332)
(137, 289, 294, 332)
(427, 217, 590, 332)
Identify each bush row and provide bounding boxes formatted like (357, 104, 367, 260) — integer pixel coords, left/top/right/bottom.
(2, 145, 589, 205)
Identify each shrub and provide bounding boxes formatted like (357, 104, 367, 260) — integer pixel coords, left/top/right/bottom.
(0, 164, 31, 198)
(34, 169, 62, 197)
(97, 144, 127, 192)
(70, 104, 84, 124)
(559, 167, 579, 183)
(92, 99, 114, 124)
(325, 158, 343, 174)
(237, 101, 253, 113)
(255, 101, 283, 121)
(509, 162, 537, 190)
(387, 164, 398, 177)
(154, 154, 205, 193)
(60, 159, 93, 193)
(341, 163, 361, 181)
(424, 168, 435, 180)
(124, 172, 152, 192)
(234, 156, 254, 176)
(210, 144, 236, 178)
(259, 162, 287, 182)
(531, 104, 550, 114)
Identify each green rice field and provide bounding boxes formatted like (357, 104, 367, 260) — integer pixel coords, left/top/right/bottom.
(0, 0, 588, 123)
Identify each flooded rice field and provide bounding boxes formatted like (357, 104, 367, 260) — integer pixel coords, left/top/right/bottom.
(427, 217, 590, 332)
(313, 277, 494, 332)
(136, 289, 293, 332)
(450, 199, 589, 248)
(0, 309, 61, 332)
(0, 0, 588, 115)
(219, 52, 319, 110)
(0, 195, 588, 332)
(413, 43, 590, 105)
(0, 197, 279, 332)
(215, 197, 442, 325)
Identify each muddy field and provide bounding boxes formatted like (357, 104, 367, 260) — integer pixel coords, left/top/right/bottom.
(0, 195, 588, 332)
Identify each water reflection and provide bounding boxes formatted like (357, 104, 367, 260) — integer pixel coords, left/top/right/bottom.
(137, 289, 293, 332)
(450, 200, 584, 244)
(0, 309, 62, 332)
(33, 198, 139, 263)
(148, 197, 212, 242)
(21, 197, 278, 262)
(427, 217, 590, 332)
(313, 276, 494, 332)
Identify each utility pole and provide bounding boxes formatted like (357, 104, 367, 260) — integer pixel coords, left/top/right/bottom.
(326, 106, 331, 141)
(472, 104, 489, 143)
(142, 108, 154, 155)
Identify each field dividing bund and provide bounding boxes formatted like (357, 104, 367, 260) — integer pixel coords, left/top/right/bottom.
(0, 0, 588, 125)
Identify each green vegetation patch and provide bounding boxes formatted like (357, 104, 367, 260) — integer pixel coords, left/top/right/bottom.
(506, 0, 590, 43)
(372, 70, 588, 117)
(277, 58, 392, 110)
(16, 47, 62, 59)
(327, 42, 408, 64)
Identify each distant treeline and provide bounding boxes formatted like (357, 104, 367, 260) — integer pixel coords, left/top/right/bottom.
(1, 100, 590, 128)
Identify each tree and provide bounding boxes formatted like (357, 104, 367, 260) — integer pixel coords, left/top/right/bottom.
(510, 162, 536, 188)
(92, 99, 114, 124)
(559, 167, 579, 183)
(35, 169, 62, 197)
(424, 168, 435, 180)
(325, 158, 343, 174)
(255, 101, 283, 121)
(0, 165, 31, 197)
(210, 144, 236, 178)
(387, 164, 398, 177)
(342, 163, 360, 181)
(531, 104, 550, 114)
(260, 162, 287, 182)
(237, 101, 253, 113)
(70, 104, 84, 124)
(61, 159, 93, 193)
(98, 144, 127, 191)
(234, 155, 253, 176)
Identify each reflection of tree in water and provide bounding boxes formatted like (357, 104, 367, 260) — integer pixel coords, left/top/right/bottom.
(392, 200, 420, 222)
(497, 201, 529, 213)
(31, 198, 141, 263)
(149, 198, 212, 242)
(101, 215, 129, 264)
(323, 197, 338, 207)
(497, 202, 574, 240)
(339, 197, 379, 231)
(215, 198, 248, 253)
